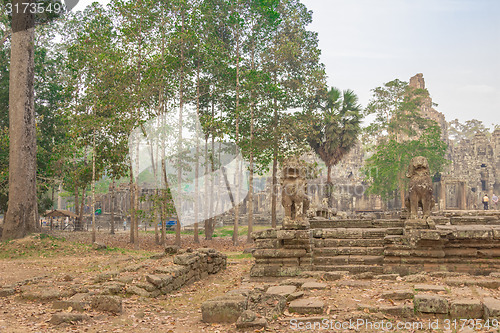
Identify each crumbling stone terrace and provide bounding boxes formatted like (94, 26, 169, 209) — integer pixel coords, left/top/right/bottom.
(250, 213, 500, 277)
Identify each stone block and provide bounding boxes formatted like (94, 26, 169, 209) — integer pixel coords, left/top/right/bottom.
(288, 298, 324, 314)
(323, 271, 347, 281)
(252, 229, 277, 240)
(236, 310, 267, 330)
(483, 297, 500, 319)
(381, 290, 414, 300)
(50, 313, 88, 325)
(277, 230, 309, 240)
(266, 285, 297, 297)
(90, 295, 122, 313)
(201, 296, 247, 323)
(379, 305, 413, 318)
(254, 239, 279, 249)
(375, 274, 399, 281)
(449, 299, 483, 319)
(414, 294, 448, 314)
(52, 293, 91, 312)
(173, 253, 199, 266)
(126, 285, 150, 297)
(403, 274, 427, 283)
(252, 249, 307, 258)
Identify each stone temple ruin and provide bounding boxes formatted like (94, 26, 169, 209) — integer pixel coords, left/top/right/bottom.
(199, 157, 500, 329)
(251, 156, 500, 278)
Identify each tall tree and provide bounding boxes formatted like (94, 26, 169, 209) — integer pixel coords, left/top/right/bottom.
(363, 78, 448, 204)
(305, 87, 362, 185)
(2, 0, 39, 240)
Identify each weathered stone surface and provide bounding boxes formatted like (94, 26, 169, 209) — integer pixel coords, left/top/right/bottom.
(236, 310, 267, 330)
(414, 294, 448, 314)
(201, 296, 247, 323)
(445, 278, 500, 289)
(449, 299, 483, 319)
(90, 295, 122, 313)
(414, 284, 446, 292)
(135, 282, 157, 293)
(483, 298, 500, 319)
(288, 298, 324, 314)
(280, 278, 313, 287)
(101, 282, 125, 295)
(164, 245, 180, 255)
(252, 229, 277, 240)
(50, 313, 88, 325)
(253, 249, 307, 258)
(150, 253, 166, 259)
(173, 253, 199, 266)
(53, 293, 91, 312)
(247, 293, 286, 320)
(21, 287, 74, 301)
(226, 288, 252, 298)
(403, 274, 427, 283)
(93, 271, 119, 283)
(266, 285, 297, 297)
(354, 272, 374, 280)
(120, 263, 144, 273)
(381, 290, 414, 301)
(126, 285, 150, 297)
(287, 291, 304, 302)
(379, 305, 413, 318)
(375, 274, 399, 281)
(146, 274, 164, 287)
(323, 271, 348, 281)
(0, 288, 15, 297)
(301, 282, 327, 290)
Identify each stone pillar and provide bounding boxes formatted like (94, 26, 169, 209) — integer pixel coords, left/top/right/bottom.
(459, 182, 467, 210)
(440, 180, 446, 211)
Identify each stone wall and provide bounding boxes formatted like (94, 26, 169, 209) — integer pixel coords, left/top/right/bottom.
(135, 248, 227, 297)
(385, 226, 500, 275)
(251, 216, 500, 277)
(250, 229, 313, 277)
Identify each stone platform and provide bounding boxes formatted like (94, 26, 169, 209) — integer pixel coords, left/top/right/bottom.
(251, 215, 500, 277)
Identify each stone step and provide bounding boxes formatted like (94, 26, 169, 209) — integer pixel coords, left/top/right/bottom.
(313, 247, 384, 256)
(314, 238, 384, 247)
(310, 220, 374, 229)
(313, 255, 384, 265)
(313, 228, 387, 239)
(314, 265, 384, 274)
(310, 219, 404, 229)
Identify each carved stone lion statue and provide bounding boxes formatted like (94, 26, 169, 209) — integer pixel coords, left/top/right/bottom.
(406, 156, 435, 218)
(281, 159, 310, 221)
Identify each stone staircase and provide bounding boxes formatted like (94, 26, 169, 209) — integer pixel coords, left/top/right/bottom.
(311, 219, 404, 274)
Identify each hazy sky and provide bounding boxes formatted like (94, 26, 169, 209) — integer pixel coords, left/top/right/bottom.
(301, 0, 500, 128)
(74, 0, 499, 128)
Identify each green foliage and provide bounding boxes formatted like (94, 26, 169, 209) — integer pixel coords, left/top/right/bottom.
(364, 126, 448, 199)
(302, 87, 362, 183)
(448, 119, 490, 142)
(362, 78, 449, 200)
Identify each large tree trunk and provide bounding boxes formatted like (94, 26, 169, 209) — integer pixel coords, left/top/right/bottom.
(2, 1, 38, 240)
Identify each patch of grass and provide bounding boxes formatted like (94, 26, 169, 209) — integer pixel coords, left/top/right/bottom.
(226, 252, 253, 260)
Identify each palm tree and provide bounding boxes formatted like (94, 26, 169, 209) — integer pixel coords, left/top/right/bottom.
(306, 87, 362, 184)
